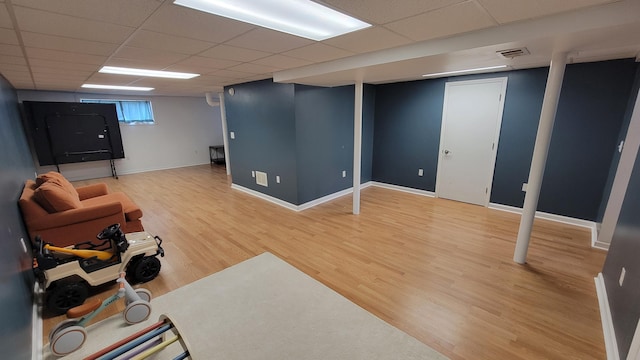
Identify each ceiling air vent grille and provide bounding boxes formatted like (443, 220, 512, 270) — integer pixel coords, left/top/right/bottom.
(497, 47, 530, 59)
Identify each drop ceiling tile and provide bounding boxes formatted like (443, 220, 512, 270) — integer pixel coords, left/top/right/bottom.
(21, 32, 117, 56)
(283, 43, 354, 62)
(28, 58, 98, 71)
(225, 29, 313, 53)
(142, 5, 254, 43)
(384, 1, 497, 42)
(175, 56, 241, 69)
(30, 67, 92, 78)
(11, 0, 162, 27)
(227, 62, 280, 74)
(324, 26, 412, 53)
(0, 44, 21, 56)
(317, 0, 466, 24)
(252, 55, 312, 69)
(0, 28, 18, 44)
(26, 47, 106, 65)
(127, 30, 216, 55)
(14, 6, 134, 44)
(0, 54, 26, 65)
(85, 73, 145, 85)
(162, 64, 225, 76)
(477, 0, 618, 24)
(199, 44, 271, 62)
(105, 57, 180, 70)
(113, 46, 190, 66)
(0, 3, 13, 28)
(0, 63, 28, 72)
(210, 69, 255, 78)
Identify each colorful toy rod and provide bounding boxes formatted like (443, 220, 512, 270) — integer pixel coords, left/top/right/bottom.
(130, 336, 180, 360)
(96, 323, 173, 360)
(173, 352, 189, 360)
(44, 244, 113, 261)
(83, 320, 166, 360)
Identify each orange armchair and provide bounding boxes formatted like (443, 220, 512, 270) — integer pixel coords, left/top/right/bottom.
(18, 172, 143, 248)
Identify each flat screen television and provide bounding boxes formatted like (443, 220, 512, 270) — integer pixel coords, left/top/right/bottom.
(23, 101, 125, 166)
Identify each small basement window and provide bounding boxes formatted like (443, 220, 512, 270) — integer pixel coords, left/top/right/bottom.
(80, 99, 155, 125)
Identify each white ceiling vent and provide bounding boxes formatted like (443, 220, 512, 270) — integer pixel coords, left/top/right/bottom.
(497, 47, 530, 59)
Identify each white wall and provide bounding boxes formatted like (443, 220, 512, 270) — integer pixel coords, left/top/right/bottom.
(17, 90, 223, 181)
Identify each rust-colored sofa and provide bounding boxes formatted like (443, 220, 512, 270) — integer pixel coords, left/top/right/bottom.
(18, 171, 143, 248)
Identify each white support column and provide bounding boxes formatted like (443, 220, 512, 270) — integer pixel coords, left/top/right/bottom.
(514, 52, 567, 264)
(353, 82, 364, 215)
(219, 92, 231, 176)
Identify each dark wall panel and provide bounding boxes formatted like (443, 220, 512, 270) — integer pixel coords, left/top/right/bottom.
(602, 132, 640, 358)
(538, 59, 637, 220)
(224, 80, 298, 204)
(0, 74, 36, 359)
(361, 84, 376, 183)
(295, 85, 354, 204)
(372, 79, 445, 191)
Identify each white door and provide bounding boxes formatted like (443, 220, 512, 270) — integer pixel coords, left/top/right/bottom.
(436, 77, 507, 206)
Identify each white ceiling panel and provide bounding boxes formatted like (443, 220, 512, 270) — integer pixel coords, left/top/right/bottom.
(0, 54, 26, 65)
(253, 55, 312, 69)
(199, 44, 271, 62)
(317, 0, 467, 24)
(0, 63, 28, 72)
(225, 29, 314, 53)
(228, 63, 282, 74)
(112, 46, 190, 66)
(0, 27, 18, 45)
(28, 58, 97, 72)
(477, 0, 620, 24)
(174, 56, 241, 70)
(11, 0, 162, 27)
(84, 73, 145, 85)
(21, 32, 117, 56)
(13, 6, 134, 44)
(0, 43, 21, 56)
(25, 47, 106, 65)
(142, 4, 254, 43)
(323, 26, 412, 54)
(0, 3, 13, 28)
(385, 1, 497, 41)
(126, 30, 216, 55)
(209, 69, 256, 79)
(283, 43, 354, 62)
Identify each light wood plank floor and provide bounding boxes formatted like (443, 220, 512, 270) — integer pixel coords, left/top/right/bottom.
(43, 165, 607, 359)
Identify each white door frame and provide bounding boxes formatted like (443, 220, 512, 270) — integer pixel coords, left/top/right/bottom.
(435, 77, 508, 206)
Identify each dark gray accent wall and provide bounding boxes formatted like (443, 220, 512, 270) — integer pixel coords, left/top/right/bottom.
(0, 74, 36, 359)
(602, 124, 640, 358)
(372, 60, 636, 221)
(224, 79, 299, 204)
(295, 85, 354, 204)
(597, 65, 640, 222)
(372, 79, 445, 190)
(361, 84, 376, 183)
(538, 59, 637, 220)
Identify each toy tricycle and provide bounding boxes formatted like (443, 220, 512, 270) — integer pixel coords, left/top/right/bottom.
(33, 223, 164, 315)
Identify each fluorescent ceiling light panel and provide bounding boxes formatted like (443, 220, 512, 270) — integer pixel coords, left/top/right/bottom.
(82, 84, 154, 91)
(99, 66, 199, 79)
(173, 0, 371, 41)
(422, 65, 508, 78)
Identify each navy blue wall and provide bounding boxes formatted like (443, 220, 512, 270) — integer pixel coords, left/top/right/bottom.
(602, 134, 640, 358)
(361, 84, 376, 183)
(372, 79, 444, 190)
(295, 85, 354, 204)
(372, 59, 636, 221)
(0, 74, 36, 359)
(224, 79, 299, 204)
(538, 59, 637, 220)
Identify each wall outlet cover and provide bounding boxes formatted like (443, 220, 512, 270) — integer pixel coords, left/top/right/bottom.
(342, 170, 346, 178)
(619, 267, 626, 286)
(256, 171, 268, 187)
(251, 171, 255, 178)
(230, 131, 235, 139)
(276, 176, 280, 183)
(418, 169, 424, 176)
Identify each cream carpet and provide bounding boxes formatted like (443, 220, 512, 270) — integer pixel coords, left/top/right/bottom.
(44, 252, 449, 359)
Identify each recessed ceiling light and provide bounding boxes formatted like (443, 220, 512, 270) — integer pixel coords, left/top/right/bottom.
(99, 66, 199, 79)
(82, 84, 155, 91)
(422, 65, 508, 78)
(173, 0, 371, 41)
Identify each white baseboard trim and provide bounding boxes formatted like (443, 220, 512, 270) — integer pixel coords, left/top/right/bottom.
(595, 273, 620, 360)
(369, 182, 435, 198)
(488, 203, 600, 249)
(231, 182, 373, 212)
(32, 281, 42, 360)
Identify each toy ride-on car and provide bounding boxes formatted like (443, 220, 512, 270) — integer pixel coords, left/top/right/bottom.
(33, 223, 164, 315)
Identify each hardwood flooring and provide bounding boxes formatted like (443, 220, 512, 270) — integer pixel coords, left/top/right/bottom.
(42, 165, 607, 359)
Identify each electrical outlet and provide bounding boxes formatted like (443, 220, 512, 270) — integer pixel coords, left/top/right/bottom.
(230, 131, 235, 139)
(619, 267, 626, 286)
(251, 171, 255, 178)
(342, 170, 346, 178)
(276, 176, 280, 183)
(522, 183, 528, 192)
(418, 169, 423, 176)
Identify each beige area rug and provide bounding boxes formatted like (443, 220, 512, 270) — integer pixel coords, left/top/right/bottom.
(44, 252, 449, 359)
